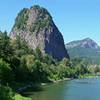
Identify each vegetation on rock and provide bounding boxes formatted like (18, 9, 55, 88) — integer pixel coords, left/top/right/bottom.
(10, 5, 69, 60)
(13, 8, 29, 30)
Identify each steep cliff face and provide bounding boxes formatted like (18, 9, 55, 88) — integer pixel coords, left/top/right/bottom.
(10, 5, 69, 60)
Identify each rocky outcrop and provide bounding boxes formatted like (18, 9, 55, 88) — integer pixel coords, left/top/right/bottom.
(10, 5, 69, 60)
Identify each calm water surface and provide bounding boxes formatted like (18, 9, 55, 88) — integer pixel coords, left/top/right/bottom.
(29, 78, 100, 100)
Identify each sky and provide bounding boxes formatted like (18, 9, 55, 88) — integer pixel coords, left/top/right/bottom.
(0, 0, 100, 45)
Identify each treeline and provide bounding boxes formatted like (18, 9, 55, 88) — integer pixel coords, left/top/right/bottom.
(0, 31, 100, 100)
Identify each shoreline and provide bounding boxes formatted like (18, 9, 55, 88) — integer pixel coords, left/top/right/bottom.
(17, 75, 100, 93)
(17, 76, 100, 100)
(41, 78, 71, 86)
(17, 78, 71, 92)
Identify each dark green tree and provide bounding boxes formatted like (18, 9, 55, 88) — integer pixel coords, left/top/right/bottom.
(0, 59, 14, 85)
(0, 31, 14, 63)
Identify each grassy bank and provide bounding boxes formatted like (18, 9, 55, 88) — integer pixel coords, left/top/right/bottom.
(14, 94, 31, 100)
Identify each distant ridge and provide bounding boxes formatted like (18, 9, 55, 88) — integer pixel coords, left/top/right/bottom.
(66, 38, 100, 64)
(66, 38, 100, 52)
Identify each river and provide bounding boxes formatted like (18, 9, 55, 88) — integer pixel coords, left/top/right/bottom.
(28, 78, 100, 100)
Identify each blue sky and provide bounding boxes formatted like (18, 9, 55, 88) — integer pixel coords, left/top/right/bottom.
(0, 0, 100, 44)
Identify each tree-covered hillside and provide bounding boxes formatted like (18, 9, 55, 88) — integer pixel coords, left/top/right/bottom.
(66, 38, 100, 64)
(67, 47, 100, 64)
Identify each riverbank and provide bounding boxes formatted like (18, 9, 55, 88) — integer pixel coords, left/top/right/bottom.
(15, 75, 100, 99)
(27, 78, 100, 100)
(41, 78, 71, 85)
(15, 78, 71, 99)
(16, 78, 71, 93)
(78, 74, 100, 79)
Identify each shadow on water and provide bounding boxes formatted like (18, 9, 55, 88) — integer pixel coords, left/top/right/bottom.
(20, 84, 44, 97)
(22, 81, 70, 98)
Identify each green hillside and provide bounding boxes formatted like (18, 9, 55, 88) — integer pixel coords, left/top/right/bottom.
(67, 47, 100, 64)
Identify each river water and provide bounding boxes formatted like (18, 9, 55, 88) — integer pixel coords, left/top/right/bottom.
(29, 78, 100, 100)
